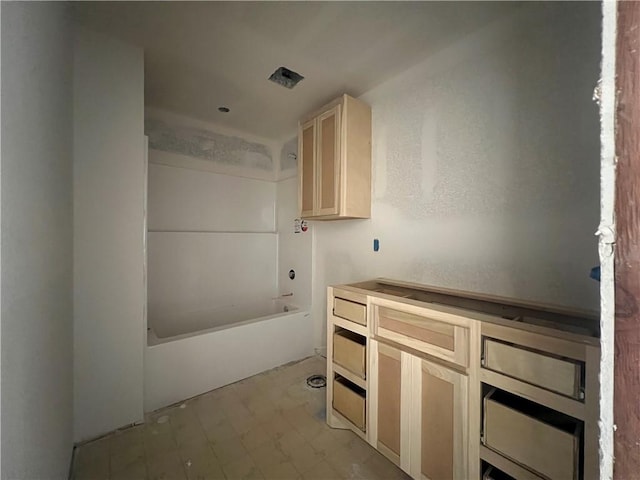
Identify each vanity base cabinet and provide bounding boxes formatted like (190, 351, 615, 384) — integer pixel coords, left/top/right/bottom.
(370, 339, 469, 480)
(327, 280, 600, 480)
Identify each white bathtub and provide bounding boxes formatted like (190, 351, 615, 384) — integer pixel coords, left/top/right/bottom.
(144, 299, 313, 412)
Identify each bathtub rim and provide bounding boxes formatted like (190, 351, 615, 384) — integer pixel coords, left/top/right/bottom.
(147, 303, 303, 346)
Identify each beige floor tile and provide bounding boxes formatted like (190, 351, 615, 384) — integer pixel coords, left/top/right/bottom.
(248, 441, 288, 472)
(222, 455, 264, 480)
(362, 452, 410, 480)
(283, 442, 325, 476)
(301, 460, 343, 480)
(325, 447, 372, 480)
(111, 427, 145, 456)
(144, 431, 178, 458)
(111, 443, 146, 475)
(239, 424, 272, 451)
(110, 458, 148, 480)
(210, 435, 248, 465)
(274, 429, 306, 456)
(245, 396, 278, 419)
(174, 423, 209, 450)
(292, 417, 326, 442)
(198, 410, 228, 433)
(308, 429, 342, 456)
(73, 460, 109, 480)
(75, 437, 110, 476)
(260, 413, 295, 439)
(181, 446, 225, 480)
(204, 418, 240, 444)
(259, 460, 301, 480)
(169, 406, 201, 429)
(276, 394, 307, 411)
(228, 412, 260, 436)
(144, 419, 173, 439)
(73, 357, 402, 480)
(146, 449, 186, 480)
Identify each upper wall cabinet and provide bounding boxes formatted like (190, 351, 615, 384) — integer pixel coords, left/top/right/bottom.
(298, 94, 371, 220)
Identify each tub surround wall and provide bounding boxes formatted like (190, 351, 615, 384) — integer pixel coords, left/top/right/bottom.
(73, 28, 146, 442)
(146, 160, 279, 334)
(147, 231, 278, 329)
(1, 3, 74, 476)
(309, 2, 601, 349)
(148, 163, 276, 233)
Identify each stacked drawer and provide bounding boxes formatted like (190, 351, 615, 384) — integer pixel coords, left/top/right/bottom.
(480, 327, 586, 480)
(330, 290, 368, 431)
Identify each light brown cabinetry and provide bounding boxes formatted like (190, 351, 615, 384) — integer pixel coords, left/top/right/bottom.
(370, 340, 469, 479)
(298, 94, 371, 220)
(326, 279, 600, 480)
(416, 358, 469, 480)
(372, 341, 403, 466)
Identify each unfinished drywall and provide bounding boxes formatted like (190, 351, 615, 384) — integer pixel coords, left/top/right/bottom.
(279, 136, 298, 176)
(597, 1, 616, 478)
(310, 2, 602, 348)
(73, 28, 145, 442)
(146, 108, 279, 181)
(1, 2, 74, 477)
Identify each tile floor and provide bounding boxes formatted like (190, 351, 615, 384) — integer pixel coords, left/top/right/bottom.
(72, 356, 409, 480)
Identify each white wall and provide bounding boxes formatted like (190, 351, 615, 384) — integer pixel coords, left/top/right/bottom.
(277, 177, 313, 310)
(73, 28, 145, 442)
(1, 2, 74, 477)
(310, 2, 602, 348)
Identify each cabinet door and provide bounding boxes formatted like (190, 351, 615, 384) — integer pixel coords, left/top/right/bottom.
(299, 118, 316, 217)
(412, 358, 469, 480)
(374, 342, 403, 466)
(316, 105, 341, 216)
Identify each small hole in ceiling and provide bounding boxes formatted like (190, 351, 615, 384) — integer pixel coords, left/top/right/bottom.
(218, 106, 230, 113)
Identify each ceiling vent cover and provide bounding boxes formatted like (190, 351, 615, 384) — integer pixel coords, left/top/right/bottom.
(269, 66, 304, 89)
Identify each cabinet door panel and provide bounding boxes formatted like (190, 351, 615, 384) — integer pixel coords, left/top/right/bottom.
(317, 106, 340, 215)
(377, 344, 402, 462)
(300, 120, 315, 216)
(416, 359, 468, 480)
(422, 370, 454, 479)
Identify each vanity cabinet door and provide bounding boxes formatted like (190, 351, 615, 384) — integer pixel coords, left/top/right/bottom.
(299, 118, 316, 218)
(316, 105, 341, 216)
(412, 357, 469, 480)
(374, 342, 403, 466)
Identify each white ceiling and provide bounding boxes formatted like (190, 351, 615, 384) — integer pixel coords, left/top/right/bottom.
(74, 1, 520, 142)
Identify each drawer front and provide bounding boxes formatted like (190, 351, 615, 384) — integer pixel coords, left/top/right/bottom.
(334, 297, 367, 326)
(333, 331, 366, 378)
(484, 339, 582, 398)
(379, 306, 455, 350)
(484, 397, 578, 480)
(374, 304, 469, 367)
(333, 379, 366, 430)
